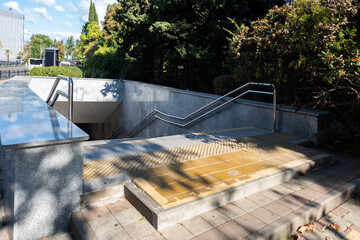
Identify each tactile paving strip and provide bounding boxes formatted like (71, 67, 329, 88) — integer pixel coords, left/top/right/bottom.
(83, 132, 299, 181)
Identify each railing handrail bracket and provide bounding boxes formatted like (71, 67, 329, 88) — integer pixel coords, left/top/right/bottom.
(46, 75, 74, 122)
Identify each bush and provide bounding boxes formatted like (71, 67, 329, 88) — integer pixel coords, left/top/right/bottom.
(228, 0, 360, 145)
(30, 66, 84, 78)
(213, 75, 242, 95)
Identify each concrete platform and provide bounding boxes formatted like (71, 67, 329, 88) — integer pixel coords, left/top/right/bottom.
(82, 127, 300, 193)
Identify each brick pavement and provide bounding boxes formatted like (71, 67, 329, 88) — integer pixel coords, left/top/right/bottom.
(66, 155, 360, 240)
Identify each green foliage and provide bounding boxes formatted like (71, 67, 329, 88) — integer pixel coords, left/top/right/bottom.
(4, 49, 12, 62)
(29, 66, 83, 78)
(213, 75, 241, 95)
(82, 0, 284, 91)
(66, 36, 75, 56)
(30, 34, 53, 58)
(88, 0, 98, 24)
(228, 0, 360, 142)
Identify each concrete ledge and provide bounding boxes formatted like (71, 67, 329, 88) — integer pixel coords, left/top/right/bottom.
(125, 153, 333, 230)
(246, 178, 360, 240)
(83, 173, 131, 194)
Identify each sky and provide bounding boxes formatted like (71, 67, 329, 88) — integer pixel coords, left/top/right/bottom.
(0, 0, 117, 42)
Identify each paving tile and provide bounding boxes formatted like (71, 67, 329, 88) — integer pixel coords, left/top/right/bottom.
(307, 183, 333, 194)
(269, 184, 294, 196)
(42, 231, 72, 240)
(351, 224, 360, 233)
(181, 216, 213, 236)
(234, 213, 266, 233)
(263, 201, 293, 217)
(141, 232, 164, 240)
(331, 206, 349, 218)
(160, 224, 194, 240)
(196, 228, 227, 240)
(246, 193, 273, 207)
(276, 195, 303, 210)
(123, 219, 157, 240)
(88, 215, 120, 235)
(292, 176, 315, 187)
(96, 227, 132, 240)
(106, 199, 132, 214)
(259, 189, 283, 201)
(81, 205, 111, 222)
(281, 180, 304, 191)
(113, 207, 143, 226)
(217, 203, 246, 219)
(325, 212, 351, 231)
(216, 220, 249, 239)
(200, 209, 230, 227)
(249, 207, 279, 224)
(342, 210, 360, 227)
(232, 198, 260, 213)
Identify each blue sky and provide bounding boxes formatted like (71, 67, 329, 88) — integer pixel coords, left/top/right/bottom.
(0, 0, 117, 42)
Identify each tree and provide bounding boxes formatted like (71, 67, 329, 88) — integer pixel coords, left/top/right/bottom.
(23, 42, 31, 62)
(228, 0, 360, 143)
(30, 34, 52, 58)
(56, 40, 65, 60)
(0, 41, 2, 50)
(5, 49, 12, 62)
(103, 0, 284, 90)
(17, 51, 23, 62)
(88, 0, 98, 24)
(65, 36, 75, 57)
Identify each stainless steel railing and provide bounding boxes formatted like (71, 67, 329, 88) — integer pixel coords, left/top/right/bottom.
(116, 82, 276, 138)
(46, 75, 74, 122)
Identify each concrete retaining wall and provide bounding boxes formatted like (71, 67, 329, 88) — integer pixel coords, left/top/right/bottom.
(100, 80, 330, 143)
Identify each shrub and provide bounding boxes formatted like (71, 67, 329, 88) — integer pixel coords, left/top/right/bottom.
(213, 75, 242, 95)
(30, 66, 84, 78)
(228, 0, 360, 145)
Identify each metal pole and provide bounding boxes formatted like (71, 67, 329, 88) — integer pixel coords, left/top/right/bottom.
(68, 77, 74, 122)
(273, 88, 277, 132)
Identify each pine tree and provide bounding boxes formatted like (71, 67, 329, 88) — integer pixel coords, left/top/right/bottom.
(93, 2, 99, 24)
(88, 0, 94, 23)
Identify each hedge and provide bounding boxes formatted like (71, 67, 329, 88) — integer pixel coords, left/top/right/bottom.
(30, 66, 84, 78)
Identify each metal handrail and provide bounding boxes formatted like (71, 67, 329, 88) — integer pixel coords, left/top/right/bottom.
(118, 82, 276, 138)
(46, 75, 74, 122)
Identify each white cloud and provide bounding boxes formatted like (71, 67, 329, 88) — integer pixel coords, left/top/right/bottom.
(3, 1, 21, 13)
(54, 5, 65, 12)
(30, 0, 56, 6)
(24, 29, 32, 41)
(65, 13, 74, 19)
(24, 8, 37, 24)
(38, 31, 80, 41)
(64, 21, 72, 26)
(33, 7, 52, 21)
(65, 1, 77, 12)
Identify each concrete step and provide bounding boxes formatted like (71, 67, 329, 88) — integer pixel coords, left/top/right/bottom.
(124, 148, 333, 230)
(69, 155, 360, 240)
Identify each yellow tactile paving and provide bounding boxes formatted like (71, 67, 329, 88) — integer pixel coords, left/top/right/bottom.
(83, 132, 299, 181)
(129, 143, 322, 209)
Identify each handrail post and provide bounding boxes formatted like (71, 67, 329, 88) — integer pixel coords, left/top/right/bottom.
(68, 77, 73, 122)
(273, 87, 277, 132)
(46, 77, 60, 103)
(46, 75, 74, 122)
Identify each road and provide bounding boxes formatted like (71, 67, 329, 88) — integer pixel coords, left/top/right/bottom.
(0, 66, 27, 71)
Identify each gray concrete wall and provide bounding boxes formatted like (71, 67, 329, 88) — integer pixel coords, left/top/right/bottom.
(1, 142, 83, 240)
(100, 80, 330, 142)
(29, 77, 123, 123)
